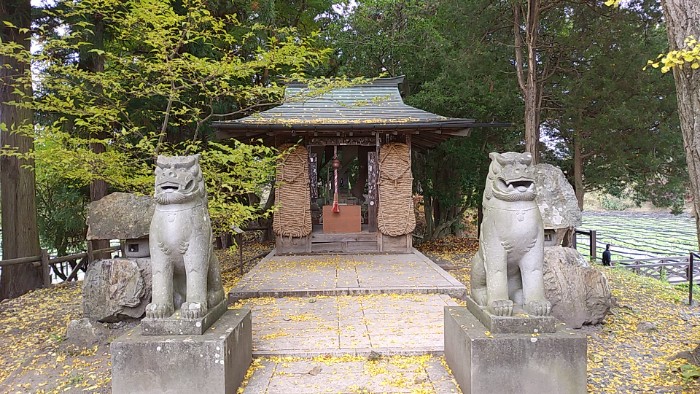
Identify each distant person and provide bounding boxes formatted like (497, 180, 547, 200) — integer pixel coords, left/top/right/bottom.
(602, 244, 612, 266)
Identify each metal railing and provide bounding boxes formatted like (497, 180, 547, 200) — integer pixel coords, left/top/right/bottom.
(691, 253, 698, 305)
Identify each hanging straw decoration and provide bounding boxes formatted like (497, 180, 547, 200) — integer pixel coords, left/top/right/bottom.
(377, 142, 415, 236)
(273, 144, 312, 237)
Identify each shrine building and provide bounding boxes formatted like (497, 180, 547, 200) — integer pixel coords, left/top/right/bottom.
(212, 76, 497, 254)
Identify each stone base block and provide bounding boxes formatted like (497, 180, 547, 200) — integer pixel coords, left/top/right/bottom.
(111, 309, 252, 394)
(445, 306, 587, 394)
(379, 234, 412, 253)
(141, 298, 228, 335)
(465, 296, 556, 334)
(276, 235, 310, 254)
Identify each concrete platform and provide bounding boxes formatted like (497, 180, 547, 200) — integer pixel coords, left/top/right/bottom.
(229, 249, 466, 302)
(111, 309, 252, 394)
(445, 306, 587, 394)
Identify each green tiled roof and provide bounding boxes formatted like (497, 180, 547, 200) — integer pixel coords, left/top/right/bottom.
(212, 76, 507, 148)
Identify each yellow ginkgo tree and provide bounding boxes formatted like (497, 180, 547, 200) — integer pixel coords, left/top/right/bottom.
(647, 36, 700, 73)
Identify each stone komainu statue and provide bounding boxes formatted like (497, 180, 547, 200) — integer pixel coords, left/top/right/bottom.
(471, 152, 551, 317)
(146, 154, 225, 319)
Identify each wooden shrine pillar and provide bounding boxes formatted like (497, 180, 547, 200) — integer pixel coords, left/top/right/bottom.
(367, 151, 378, 232)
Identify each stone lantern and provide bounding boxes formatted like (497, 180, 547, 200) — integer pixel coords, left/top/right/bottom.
(83, 192, 156, 322)
(86, 192, 155, 257)
(533, 164, 582, 247)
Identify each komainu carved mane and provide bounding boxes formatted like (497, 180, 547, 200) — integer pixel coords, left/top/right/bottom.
(470, 152, 551, 317)
(146, 154, 224, 320)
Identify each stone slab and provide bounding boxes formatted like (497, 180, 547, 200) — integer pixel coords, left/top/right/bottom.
(465, 295, 557, 334)
(229, 250, 467, 302)
(141, 298, 228, 335)
(444, 306, 587, 394)
(86, 192, 155, 240)
(111, 309, 252, 394)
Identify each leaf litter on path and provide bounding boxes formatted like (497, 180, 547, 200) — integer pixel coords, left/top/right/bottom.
(1, 238, 699, 392)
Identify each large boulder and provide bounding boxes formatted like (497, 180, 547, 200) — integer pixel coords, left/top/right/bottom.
(86, 192, 155, 241)
(66, 318, 110, 347)
(534, 164, 582, 245)
(83, 258, 152, 322)
(543, 246, 612, 328)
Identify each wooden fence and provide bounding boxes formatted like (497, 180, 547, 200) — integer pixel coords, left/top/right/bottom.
(0, 245, 121, 287)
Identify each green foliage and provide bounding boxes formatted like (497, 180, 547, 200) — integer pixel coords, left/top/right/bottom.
(599, 195, 632, 211)
(0, 0, 332, 250)
(680, 364, 700, 381)
(199, 141, 277, 235)
(544, 0, 687, 209)
(608, 0, 699, 74)
(35, 179, 88, 255)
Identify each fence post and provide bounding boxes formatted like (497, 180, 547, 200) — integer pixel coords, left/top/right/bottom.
(41, 249, 51, 287)
(233, 226, 244, 276)
(590, 230, 597, 261)
(87, 241, 95, 265)
(572, 229, 577, 248)
(690, 253, 695, 306)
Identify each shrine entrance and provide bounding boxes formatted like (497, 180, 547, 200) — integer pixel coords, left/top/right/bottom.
(310, 144, 376, 231)
(308, 142, 379, 253)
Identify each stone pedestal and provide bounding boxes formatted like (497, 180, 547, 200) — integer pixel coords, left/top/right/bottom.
(111, 309, 252, 394)
(444, 304, 587, 394)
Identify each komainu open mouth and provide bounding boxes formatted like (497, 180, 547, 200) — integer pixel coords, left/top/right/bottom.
(499, 178, 535, 193)
(158, 183, 180, 192)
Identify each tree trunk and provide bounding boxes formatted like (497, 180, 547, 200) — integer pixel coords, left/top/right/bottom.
(80, 12, 111, 259)
(260, 185, 276, 242)
(513, 0, 542, 163)
(0, 0, 43, 299)
(572, 132, 585, 210)
(661, 0, 700, 249)
(424, 195, 435, 240)
(89, 178, 111, 259)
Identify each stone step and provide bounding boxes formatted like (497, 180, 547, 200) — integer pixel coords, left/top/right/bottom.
(240, 356, 460, 394)
(228, 251, 467, 302)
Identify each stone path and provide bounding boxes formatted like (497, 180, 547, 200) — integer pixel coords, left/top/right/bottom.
(241, 356, 461, 394)
(232, 250, 466, 393)
(234, 293, 459, 356)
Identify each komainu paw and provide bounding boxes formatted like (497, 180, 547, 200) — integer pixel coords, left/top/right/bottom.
(489, 299, 514, 316)
(146, 303, 173, 319)
(526, 300, 552, 316)
(180, 302, 204, 319)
